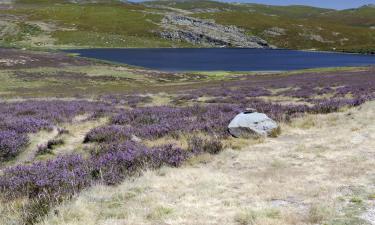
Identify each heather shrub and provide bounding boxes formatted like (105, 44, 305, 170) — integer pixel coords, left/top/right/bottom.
(0, 154, 91, 199)
(0, 131, 29, 160)
(0, 139, 194, 201)
(91, 142, 189, 185)
(147, 144, 190, 168)
(90, 141, 148, 184)
(84, 125, 133, 143)
(110, 104, 241, 139)
(0, 117, 53, 134)
(0, 100, 112, 125)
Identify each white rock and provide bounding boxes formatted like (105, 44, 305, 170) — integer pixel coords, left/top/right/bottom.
(228, 112, 279, 138)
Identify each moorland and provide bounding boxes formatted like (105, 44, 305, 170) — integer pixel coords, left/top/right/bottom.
(0, 1, 375, 225)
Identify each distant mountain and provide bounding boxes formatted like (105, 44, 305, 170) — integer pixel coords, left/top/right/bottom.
(0, 0, 373, 53)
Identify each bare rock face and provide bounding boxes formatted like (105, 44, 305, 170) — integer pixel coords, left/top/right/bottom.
(228, 112, 279, 138)
(159, 14, 271, 48)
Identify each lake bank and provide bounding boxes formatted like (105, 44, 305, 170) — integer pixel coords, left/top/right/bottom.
(65, 48, 375, 72)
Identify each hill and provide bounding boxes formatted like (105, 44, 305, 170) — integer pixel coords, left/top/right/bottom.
(0, 0, 374, 52)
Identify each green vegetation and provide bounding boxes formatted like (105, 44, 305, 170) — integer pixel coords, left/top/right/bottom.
(147, 0, 375, 53)
(194, 10, 375, 52)
(0, 0, 374, 51)
(0, 65, 245, 98)
(0, 1, 191, 48)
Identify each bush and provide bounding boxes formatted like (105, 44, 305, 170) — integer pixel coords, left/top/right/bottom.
(84, 125, 132, 143)
(0, 154, 91, 199)
(0, 131, 29, 160)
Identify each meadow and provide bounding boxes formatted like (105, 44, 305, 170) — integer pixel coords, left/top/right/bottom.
(0, 48, 374, 224)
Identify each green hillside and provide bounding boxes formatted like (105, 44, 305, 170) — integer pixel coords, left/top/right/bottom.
(195, 11, 375, 52)
(145, 0, 375, 52)
(0, 1, 191, 48)
(0, 0, 374, 52)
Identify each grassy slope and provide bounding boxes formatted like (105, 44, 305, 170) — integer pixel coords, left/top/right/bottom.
(0, 1, 192, 48)
(150, 1, 374, 52)
(319, 5, 375, 27)
(0, 0, 374, 51)
(195, 11, 375, 51)
(147, 0, 375, 53)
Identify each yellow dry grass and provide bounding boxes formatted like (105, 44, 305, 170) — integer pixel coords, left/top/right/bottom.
(52, 117, 108, 157)
(35, 101, 375, 225)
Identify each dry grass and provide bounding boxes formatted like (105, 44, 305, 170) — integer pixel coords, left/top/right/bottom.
(0, 198, 29, 225)
(51, 117, 108, 157)
(35, 101, 375, 225)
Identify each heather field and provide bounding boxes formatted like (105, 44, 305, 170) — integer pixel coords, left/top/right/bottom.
(0, 48, 375, 225)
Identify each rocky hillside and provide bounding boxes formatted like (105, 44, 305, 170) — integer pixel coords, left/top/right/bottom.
(0, 0, 374, 52)
(147, 0, 375, 53)
(159, 14, 270, 48)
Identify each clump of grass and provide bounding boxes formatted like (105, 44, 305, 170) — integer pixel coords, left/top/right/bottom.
(224, 137, 265, 150)
(21, 197, 57, 225)
(269, 126, 282, 138)
(234, 208, 281, 225)
(235, 210, 257, 225)
(146, 206, 173, 221)
(308, 204, 334, 224)
(350, 197, 363, 204)
(367, 193, 375, 200)
(188, 136, 224, 155)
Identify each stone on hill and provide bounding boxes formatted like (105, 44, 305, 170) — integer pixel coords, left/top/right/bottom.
(228, 111, 279, 138)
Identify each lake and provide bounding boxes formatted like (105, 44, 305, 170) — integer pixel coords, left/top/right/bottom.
(65, 48, 375, 72)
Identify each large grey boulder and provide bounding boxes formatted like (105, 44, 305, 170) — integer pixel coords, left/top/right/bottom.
(228, 112, 279, 138)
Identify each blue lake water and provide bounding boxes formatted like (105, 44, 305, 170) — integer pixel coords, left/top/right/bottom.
(66, 48, 375, 72)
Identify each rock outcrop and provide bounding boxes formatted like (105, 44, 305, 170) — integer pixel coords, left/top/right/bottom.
(159, 14, 271, 48)
(228, 111, 279, 138)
